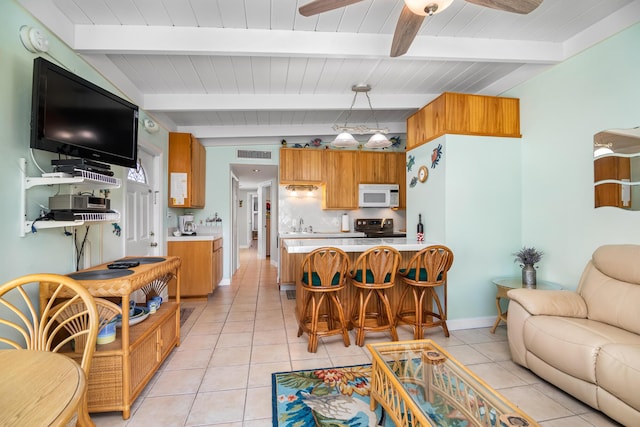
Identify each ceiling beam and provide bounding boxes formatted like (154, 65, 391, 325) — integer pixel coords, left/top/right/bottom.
(73, 25, 563, 64)
(143, 93, 431, 112)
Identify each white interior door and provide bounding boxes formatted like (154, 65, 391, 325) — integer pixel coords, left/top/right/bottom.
(125, 147, 160, 256)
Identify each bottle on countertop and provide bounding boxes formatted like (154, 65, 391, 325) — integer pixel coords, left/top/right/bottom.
(417, 214, 424, 242)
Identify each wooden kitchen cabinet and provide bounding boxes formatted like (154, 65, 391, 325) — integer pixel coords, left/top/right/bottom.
(406, 92, 521, 150)
(168, 237, 222, 298)
(323, 150, 358, 209)
(280, 148, 323, 184)
(357, 151, 399, 184)
(395, 152, 407, 209)
(169, 132, 206, 208)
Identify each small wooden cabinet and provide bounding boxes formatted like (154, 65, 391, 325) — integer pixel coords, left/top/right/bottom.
(279, 148, 323, 183)
(406, 92, 521, 150)
(168, 237, 222, 298)
(323, 150, 358, 209)
(168, 132, 206, 208)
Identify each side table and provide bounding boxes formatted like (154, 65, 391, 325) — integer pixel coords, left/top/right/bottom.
(490, 276, 563, 333)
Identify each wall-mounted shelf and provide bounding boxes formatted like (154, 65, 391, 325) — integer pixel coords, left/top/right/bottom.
(20, 158, 122, 236)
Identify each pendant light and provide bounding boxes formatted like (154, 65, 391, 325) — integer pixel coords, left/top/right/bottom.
(331, 84, 391, 149)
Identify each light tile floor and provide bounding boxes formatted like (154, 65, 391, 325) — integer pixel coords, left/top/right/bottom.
(93, 247, 622, 427)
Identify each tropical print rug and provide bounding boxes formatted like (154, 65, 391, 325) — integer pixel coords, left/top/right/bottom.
(272, 363, 390, 427)
(272, 361, 525, 427)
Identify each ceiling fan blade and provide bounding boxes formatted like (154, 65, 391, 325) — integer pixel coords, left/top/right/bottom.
(390, 5, 425, 58)
(465, 0, 543, 14)
(299, 0, 366, 17)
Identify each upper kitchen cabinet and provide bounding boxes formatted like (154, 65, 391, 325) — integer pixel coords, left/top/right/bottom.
(169, 132, 206, 208)
(406, 92, 521, 150)
(357, 151, 400, 184)
(280, 148, 323, 184)
(323, 150, 358, 209)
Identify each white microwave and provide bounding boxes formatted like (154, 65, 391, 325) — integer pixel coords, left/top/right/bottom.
(358, 184, 399, 208)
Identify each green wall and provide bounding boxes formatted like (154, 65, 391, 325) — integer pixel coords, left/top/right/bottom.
(505, 22, 640, 287)
(0, 1, 168, 282)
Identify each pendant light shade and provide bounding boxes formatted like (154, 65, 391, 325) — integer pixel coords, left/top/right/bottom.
(404, 0, 454, 16)
(332, 84, 391, 149)
(365, 132, 392, 148)
(332, 132, 359, 147)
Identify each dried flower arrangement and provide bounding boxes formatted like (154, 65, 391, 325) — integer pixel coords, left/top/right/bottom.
(513, 246, 543, 266)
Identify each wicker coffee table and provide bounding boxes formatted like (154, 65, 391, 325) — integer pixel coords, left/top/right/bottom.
(367, 340, 538, 427)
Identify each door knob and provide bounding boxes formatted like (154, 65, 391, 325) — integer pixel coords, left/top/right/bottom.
(150, 242, 158, 247)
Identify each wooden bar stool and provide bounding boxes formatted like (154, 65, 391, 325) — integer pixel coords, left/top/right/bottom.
(296, 247, 351, 353)
(349, 245, 401, 346)
(396, 245, 454, 338)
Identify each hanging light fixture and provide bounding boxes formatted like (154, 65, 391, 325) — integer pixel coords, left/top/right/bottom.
(331, 84, 391, 149)
(403, 0, 454, 16)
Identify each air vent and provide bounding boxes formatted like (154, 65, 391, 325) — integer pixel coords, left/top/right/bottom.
(237, 150, 271, 159)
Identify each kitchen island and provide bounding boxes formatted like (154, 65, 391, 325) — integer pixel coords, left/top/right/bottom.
(282, 237, 444, 339)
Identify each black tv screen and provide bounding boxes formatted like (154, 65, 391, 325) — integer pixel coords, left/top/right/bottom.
(30, 57, 139, 168)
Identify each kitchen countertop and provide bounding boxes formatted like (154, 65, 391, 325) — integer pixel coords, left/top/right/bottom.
(282, 237, 442, 253)
(279, 231, 366, 239)
(166, 233, 222, 242)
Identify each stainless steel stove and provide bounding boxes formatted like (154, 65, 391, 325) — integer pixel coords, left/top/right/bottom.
(354, 218, 406, 238)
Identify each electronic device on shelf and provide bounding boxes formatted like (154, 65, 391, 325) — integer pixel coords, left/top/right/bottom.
(30, 57, 139, 169)
(49, 194, 110, 212)
(51, 158, 111, 170)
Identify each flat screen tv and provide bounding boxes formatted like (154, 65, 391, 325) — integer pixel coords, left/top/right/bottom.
(30, 57, 139, 169)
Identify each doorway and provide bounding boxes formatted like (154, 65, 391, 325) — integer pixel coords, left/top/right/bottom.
(125, 142, 162, 256)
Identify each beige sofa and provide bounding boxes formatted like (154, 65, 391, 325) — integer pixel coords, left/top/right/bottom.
(507, 244, 640, 426)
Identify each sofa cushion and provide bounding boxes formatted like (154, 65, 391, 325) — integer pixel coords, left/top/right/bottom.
(591, 244, 640, 284)
(523, 316, 640, 384)
(508, 289, 587, 318)
(597, 344, 640, 412)
(578, 262, 640, 335)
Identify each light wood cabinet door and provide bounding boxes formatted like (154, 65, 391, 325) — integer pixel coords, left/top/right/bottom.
(323, 150, 358, 209)
(168, 241, 213, 297)
(357, 151, 398, 184)
(406, 92, 520, 150)
(594, 156, 631, 208)
(280, 148, 323, 184)
(212, 238, 223, 289)
(395, 152, 407, 209)
(168, 132, 206, 208)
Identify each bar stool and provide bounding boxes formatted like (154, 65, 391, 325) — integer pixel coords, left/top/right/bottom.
(396, 245, 454, 338)
(349, 245, 401, 346)
(297, 247, 351, 353)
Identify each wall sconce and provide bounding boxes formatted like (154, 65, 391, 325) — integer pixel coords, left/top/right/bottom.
(286, 184, 318, 197)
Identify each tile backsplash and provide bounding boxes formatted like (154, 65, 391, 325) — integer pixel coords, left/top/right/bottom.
(278, 185, 405, 233)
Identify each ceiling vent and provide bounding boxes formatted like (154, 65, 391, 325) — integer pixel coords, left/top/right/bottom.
(237, 150, 271, 159)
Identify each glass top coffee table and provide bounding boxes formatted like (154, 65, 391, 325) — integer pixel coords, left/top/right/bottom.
(367, 339, 538, 427)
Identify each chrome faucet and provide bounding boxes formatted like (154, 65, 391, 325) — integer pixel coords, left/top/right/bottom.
(298, 218, 304, 232)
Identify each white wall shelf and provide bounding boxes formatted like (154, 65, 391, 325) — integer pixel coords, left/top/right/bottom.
(20, 158, 121, 236)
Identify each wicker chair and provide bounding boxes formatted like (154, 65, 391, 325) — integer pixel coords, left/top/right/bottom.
(396, 245, 454, 338)
(297, 247, 351, 353)
(0, 273, 100, 427)
(349, 246, 401, 346)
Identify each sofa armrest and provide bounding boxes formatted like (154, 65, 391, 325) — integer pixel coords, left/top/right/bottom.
(507, 289, 587, 318)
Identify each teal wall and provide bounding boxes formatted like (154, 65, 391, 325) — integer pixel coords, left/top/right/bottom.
(0, 1, 168, 282)
(505, 22, 640, 287)
(406, 135, 521, 324)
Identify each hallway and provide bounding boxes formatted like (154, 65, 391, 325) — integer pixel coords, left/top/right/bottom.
(93, 247, 620, 426)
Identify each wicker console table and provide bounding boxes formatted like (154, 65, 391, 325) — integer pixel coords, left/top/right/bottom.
(40, 256, 181, 420)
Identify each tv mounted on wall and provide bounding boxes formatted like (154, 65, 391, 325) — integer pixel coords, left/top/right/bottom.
(30, 57, 139, 169)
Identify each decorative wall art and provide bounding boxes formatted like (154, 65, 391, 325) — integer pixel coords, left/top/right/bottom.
(407, 155, 415, 171)
(431, 144, 443, 168)
(410, 176, 418, 188)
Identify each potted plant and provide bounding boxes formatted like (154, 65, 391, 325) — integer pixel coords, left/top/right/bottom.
(513, 246, 543, 288)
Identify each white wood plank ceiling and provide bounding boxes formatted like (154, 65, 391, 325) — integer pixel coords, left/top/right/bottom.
(18, 0, 640, 147)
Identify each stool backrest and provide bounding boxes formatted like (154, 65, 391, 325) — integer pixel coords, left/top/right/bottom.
(351, 246, 401, 285)
(300, 247, 350, 289)
(404, 245, 454, 285)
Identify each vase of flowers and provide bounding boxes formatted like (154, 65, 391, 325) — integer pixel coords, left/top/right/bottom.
(513, 246, 543, 288)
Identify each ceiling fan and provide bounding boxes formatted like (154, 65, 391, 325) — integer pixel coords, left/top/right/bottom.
(298, 0, 543, 57)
